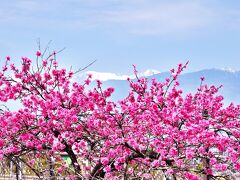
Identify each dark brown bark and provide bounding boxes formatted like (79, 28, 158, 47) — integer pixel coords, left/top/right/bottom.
(49, 156, 55, 180)
(52, 128, 82, 179)
(63, 142, 82, 179)
(90, 162, 105, 179)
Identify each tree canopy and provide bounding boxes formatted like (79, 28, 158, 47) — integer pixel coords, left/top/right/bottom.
(0, 51, 239, 179)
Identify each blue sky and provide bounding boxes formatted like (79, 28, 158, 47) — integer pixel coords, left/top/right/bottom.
(1, 0, 240, 79)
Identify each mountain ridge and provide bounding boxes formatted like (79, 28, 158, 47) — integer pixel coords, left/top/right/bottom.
(97, 68, 240, 105)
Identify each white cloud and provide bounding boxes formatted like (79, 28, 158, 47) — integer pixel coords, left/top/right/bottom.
(1, 0, 240, 35)
(99, 1, 215, 35)
(220, 67, 239, 73)
(86, 71, 134, 81)
(83, 69, 160, 81)
(141, 69, 160, 76)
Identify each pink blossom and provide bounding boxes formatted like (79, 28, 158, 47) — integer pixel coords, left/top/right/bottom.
(0, 52, 239, 179)
(36, 51, 41, 57)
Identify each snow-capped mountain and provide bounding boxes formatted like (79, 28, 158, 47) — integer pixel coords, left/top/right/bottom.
(97, 69, 240, 105)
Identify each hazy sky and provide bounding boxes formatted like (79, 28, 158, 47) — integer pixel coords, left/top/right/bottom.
(1, 0, 240, 77)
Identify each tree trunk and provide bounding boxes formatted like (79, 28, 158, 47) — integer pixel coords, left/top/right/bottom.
(64, 143, 82, 180)
(49, 156, 55, 180)
(202, 158, 211, 180)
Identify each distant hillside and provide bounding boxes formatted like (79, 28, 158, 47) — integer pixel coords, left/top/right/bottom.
(98, 69, 240, 105)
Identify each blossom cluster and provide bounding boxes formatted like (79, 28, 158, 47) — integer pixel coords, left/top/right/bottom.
(0, 53, 239, 179)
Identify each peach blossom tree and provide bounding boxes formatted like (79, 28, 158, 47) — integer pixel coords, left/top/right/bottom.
(0, 52, 239, 179)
